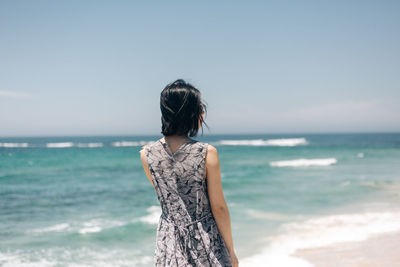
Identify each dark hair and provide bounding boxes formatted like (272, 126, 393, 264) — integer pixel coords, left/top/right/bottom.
(160, 79, 208, 137)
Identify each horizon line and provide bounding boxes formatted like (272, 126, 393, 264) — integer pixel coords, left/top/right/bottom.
(1, 131, 400, 139)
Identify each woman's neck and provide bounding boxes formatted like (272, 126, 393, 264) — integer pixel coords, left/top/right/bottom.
(164, 134, 190, 142)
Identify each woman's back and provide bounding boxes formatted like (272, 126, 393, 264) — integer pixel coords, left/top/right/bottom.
(143, 137, 233, 266)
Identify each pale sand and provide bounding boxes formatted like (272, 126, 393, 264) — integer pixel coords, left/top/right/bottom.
(292, 230, 400, 267)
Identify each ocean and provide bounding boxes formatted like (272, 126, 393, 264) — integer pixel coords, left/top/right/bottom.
(1, 133, 400, 266)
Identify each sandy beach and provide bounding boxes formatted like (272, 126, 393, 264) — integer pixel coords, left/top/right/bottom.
(293, 230, 400, 267)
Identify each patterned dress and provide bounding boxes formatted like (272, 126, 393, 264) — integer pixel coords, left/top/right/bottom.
(144, 137, 233, 267)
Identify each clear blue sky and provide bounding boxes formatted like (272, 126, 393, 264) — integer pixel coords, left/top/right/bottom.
(1, 1, 399, 136)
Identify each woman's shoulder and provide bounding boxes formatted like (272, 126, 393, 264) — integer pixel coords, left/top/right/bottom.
(193, 140, 212, 150)
(205, 143, 217, 156)
(193, 140, 217, 150)
(140, 139, 159, 152)
(199, 141, 214, 151)
(195, 141, 217, 159)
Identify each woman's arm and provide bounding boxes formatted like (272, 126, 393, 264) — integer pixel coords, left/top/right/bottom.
(140, 145, 155, 187)
(206, 144, 238, 266)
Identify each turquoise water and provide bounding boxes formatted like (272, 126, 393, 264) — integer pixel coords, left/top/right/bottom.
(1, 133, 400, 266)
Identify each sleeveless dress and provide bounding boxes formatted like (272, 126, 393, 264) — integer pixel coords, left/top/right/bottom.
(144, 138, 233, 267)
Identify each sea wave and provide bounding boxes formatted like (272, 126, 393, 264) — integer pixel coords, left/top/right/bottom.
(78, 222, 102, 234)
(46, 142, 74, 148)
(270, 158, 337, 167)
(0, 247, 153, 267)
(215, 138, 307, 147)
(245, 209, 305, 221)
(0, 142, 29, 148)
(0, 252, 56, 267)
(138, 205, 162, 225)
(241, 210, 400, 267)
(1, 142, 105, 148)
(361, 181, 400, 198)
(30, 223, 70, 233)
(112, 140, 155, 147)
(29, 219, 126, 235)
(78, 219, 126, 235)
(76, 142, 103, 148)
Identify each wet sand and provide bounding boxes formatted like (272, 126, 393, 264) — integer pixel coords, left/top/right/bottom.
(292, 230, 400, 267)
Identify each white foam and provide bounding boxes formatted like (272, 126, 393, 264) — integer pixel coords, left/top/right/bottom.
(46, 142, 74, 148)
(246, 209, 304, 221)
(30, 223, 70, 233)
(0, 247, 152, 267)
(112, 141, 138, 147)
(76, 142, 103, 148)
(0, 251, 56, 267)
(216, 138, 307, 147)
(111, 140, 154, 147)
(0, 142, 29, 148)
(357, 152, 364, 158)
(270, 158, 337, 167)
(78, 219, 125, 235)
(138, 206, 162, 225)
(78, 225, 102, 234)
(241, 210, 400, 267)
(246, 209, 303, 221)
(29, 219, 128, 236)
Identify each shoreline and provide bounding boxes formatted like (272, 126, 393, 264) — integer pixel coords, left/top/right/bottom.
(292, 230, 400, 267)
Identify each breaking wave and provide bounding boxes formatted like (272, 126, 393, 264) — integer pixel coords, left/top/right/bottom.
(76, 142, 103, 148)
(215, 138, 307, 147)
(137, 206, 162, 225)
(112, 140, 155, 147)
(0, 143, 29, 148)
(46, 142, 74, 148)
(241, 209, 400, 267)
(270, 158, 337, 167)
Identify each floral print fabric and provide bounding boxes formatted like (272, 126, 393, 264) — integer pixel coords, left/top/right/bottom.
(144, 138, 232, 267)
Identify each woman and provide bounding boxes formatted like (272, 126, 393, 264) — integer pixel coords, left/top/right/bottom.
(140, 79, 239, 266)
